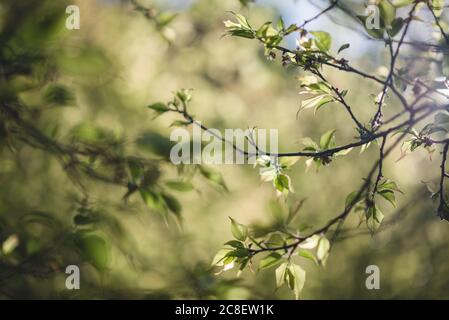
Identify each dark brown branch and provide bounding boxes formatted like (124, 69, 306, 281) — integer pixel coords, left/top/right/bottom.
(299, 0, 340, 29)
(437, 142, 449, 220)
(171, 101, 443, 159)
(314, 69, 366, 131)
(372, 4, 418, 130)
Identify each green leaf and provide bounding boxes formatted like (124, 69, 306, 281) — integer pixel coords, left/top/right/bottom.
(77, 234, 109, 271)
(360, 142, 372, 154)
(298, 235, 319, 249)
(317, 236, 330, 265)
(273, 174, 292, 193)
(366, 206, 384, 234)
(337, 43, 350, 54)
(164, 180, 194, 192)
(259, 252, 283, 270)
(211, 248, 233, 266)
(319, 129, 336, 150)
(358, 15, 385, 39)
(275, 262, 288, 288)
(229, 217, 248, 241)
(277, 17, 285, 31)
(223, 13, 255, 39)
(169, 120, 191, 127)
(265, 233, 286, 248)
(224, 240, 245, 249)
(226, 28, 255, 39)
(234, 13, 251, 29)
(314, 96, 335, 114)
(176, 89, 192, 104)
(334, 147, 352, 157)
(226, 248, 250, 258)
(140, 188, 165, 212)
(285, 23, 298, 34)
(302, 137, 319, 151)
(256, 22, 275, 38)
(379, 190, 396, 207)
(310, 31, 332, 52)
(300, 94, 328, 111)
(287, 263, 306, 300)
(297, 249, 318, 264)
(379, 0, 397, 27)
(155, 12, 177, 29)
(147, 102, 169, 114)
(128, 158, 143, 182)
(279, 156, 300, 169)
(387, 17, 404, 37)
(161, 193, 182, 217)
(137, 132, 174, 159)
(378, 179, 402, 193)
(44, 85, 75, 106)
(431, 0, 445, 17)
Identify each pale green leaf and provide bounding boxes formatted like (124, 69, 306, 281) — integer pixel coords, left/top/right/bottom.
(229, 217, 248, 241)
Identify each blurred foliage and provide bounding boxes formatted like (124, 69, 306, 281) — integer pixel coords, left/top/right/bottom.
(1, 0, 449, 300)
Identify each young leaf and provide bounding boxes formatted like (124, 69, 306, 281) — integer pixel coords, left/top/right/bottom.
(310, 31, 332, 52)
(277, 17, 285, 31)
(280, 156, 300, 169)
(128, 158, 143, 182)
(77, 234, 109, 272)
(140, 188, 166, 213)
(164, 180, 194, 192)
(366, 206, 384, 234)
(224, 240, 245, 249)
(161, 193, 182, 217)
(338, 43, 350, 54)
(430, 0, 444, 17)
(287, 263, 306, 300)
(297, 249, 318, 264)
(274, 174, 293, 193)
(379, 190, 396, 207)
(211, 248, 233, 266)
(147, 102, 169, 114)
(378, 179, 402, 193)
(317, 236, 330, 265)
(300, 94, 328, 110)
(387, 17, 404, 37)
(229, 217, 248, 241)
(259, 252, 283, 270)
(298, 235, 319, 249)
(319, 129, 336, 150)
(275, 262, 288, 288)
(379, 0, 397, 27)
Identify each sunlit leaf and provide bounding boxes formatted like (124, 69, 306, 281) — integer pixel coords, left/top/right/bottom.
(259, 252, 283, 270)
(229, 217, 248, 241)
